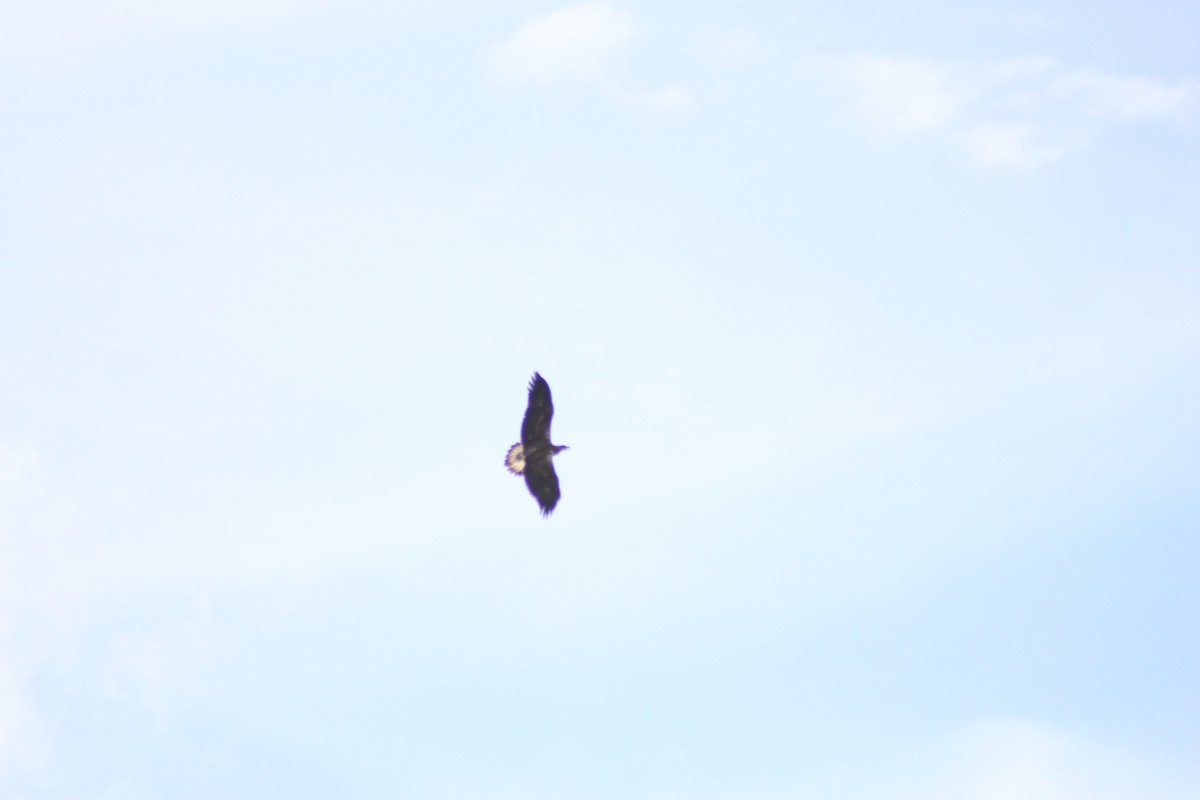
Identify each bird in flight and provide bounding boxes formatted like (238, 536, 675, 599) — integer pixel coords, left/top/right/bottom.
(505, 372, 569, 516)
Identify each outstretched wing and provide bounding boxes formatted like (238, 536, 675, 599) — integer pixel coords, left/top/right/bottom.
(523, 453, 561, 517)
(521, 372, 554, 447)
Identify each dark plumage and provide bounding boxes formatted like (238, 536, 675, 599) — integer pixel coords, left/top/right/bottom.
(505, 372, 569, 516)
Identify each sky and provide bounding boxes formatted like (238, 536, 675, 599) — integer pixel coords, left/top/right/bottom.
(1, 0, 1198, 798)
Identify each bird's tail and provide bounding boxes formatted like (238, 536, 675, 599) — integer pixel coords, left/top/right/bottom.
(504, 443, 525, 475)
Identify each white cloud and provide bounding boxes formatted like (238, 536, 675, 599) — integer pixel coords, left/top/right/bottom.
(106, 600, 228, 722)
(695, 29, 773, 68)
(961, 121, 1067, 171)
(1055, 71, 1197, 121)
(0, 445, 42, 513)
(823, 55, 1196, 170)
(837, 55, 972, 135)
(423, 719, 1199, 800)
(609, 84, 694, 114)
(0, 654, 45, 776)
(720, 719, 1197, 800)
(487, 3, 641, 89)
(0, 0, 333, 73)
(0, 446, 57, 775)
(487, 3, 692, 114)
(929, 719, 1194, 800)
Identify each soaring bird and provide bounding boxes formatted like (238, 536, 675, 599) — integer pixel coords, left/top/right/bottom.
(505, 372, 569, 516)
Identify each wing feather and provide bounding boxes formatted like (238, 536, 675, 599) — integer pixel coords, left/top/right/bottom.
(520, 372, 554, 446)
(523, 453, 561, 517)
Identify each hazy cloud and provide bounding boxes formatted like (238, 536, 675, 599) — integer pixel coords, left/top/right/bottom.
(487, 3, 692, 113)
(487, 2, 641, 88)
(824, 55, 1196, 170)
(408, 718, 1199, 800)
(0, 446, 54, 774)
(961, 121, 1067, 171)
(0, 655, 44, 775)
(1055, 70, 1197, 120)
(837, 55, 972, 135)
(930, 719, 1195, 800)
(769, 719, 1200, 800)
(695, 29, 773, 68)
(0, 0, 333, 73)
(107, 600, 228, 722)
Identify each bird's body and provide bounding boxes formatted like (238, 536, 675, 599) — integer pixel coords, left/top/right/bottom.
(505, 373, 568, 516)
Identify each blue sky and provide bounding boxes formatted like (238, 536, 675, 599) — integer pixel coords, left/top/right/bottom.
(2, 1, 1198, 798)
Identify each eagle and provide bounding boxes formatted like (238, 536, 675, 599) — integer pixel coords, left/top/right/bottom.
(505, 372, 569, 516)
